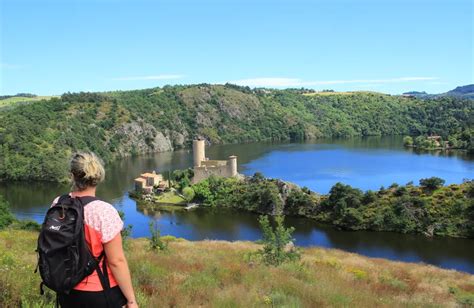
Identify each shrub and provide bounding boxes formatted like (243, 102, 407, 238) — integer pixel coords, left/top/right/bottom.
(192, 179, 216, 207)
(257, 215, 300, 266)
(118, 210, 133, 243)
(403, 136, 413, 147)
(172, 168, 194, 190)
(348, 268, 368, 280)
(0, 196, 15, 230)
(466, 181, 474, 198)
(148, 221, 167, 251)
(14, 220, 41, 231)
(394, 186, 408, 197)
(182, 186, 195, 202)
(362, 190, 377, 204)
(419, 177, 445, 191)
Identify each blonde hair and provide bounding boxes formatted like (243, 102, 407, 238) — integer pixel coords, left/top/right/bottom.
(70, 151, 105, 191)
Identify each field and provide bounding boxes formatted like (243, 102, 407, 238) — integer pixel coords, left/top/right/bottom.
(154, 191, 187, 204)
(301, 91, 382, 96)
(1, 229, 473, 307)
(0, 96, 56, 108)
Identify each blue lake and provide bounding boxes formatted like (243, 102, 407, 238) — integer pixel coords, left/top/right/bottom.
(2, 136, 474, 273)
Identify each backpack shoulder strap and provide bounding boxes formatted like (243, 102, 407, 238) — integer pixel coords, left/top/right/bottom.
(93, 252, 112, 305)
(55, 194, 71, 206)
(53, 195, 98, 208)
(76, 196, 99, 206)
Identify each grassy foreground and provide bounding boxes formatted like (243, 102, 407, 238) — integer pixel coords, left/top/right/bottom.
(1, 230, 473, 307)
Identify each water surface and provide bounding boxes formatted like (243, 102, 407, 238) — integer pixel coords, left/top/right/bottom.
(2, 136, 473, 273)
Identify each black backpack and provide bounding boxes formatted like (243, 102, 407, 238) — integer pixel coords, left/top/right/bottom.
(36, 195, 111, 298)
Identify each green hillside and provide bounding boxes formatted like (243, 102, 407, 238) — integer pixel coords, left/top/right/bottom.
(0, 84, 472, 182)
(186, 174, 474, 238)
(0, 95, 56, 109)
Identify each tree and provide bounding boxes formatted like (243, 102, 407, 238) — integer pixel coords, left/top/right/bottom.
(182, 186, 195, 202)
(419, 177, 445, 191)
(192, 179, 216, 206)
(252, 172, 265, 182)
(258, 215, 299, 266)
(285, 189, 314, 216)
(172, 168, 194, 191)
(403, 136, 413, 147)
(326, 183, 363, 217)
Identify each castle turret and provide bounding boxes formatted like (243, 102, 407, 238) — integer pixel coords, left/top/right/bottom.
(228, 155, 237, 176)
(193, 139, 205, 167)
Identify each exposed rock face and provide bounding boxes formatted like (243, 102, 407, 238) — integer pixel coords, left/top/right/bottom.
(216, 89, 260, 120)
(196, 111, 214, 127)
(171, 131, 188, 148)
(113, 121, 173, 156)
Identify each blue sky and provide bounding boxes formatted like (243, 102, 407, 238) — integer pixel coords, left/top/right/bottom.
(1, 0, 472, 95)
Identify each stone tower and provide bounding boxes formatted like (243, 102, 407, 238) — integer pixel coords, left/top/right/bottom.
(228, 155, 237, 176)
(193, 139, 205, 167)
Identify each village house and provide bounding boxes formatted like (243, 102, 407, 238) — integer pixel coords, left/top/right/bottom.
(134, 171, 167, 194)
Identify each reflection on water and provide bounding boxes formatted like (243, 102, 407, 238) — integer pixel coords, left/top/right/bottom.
(1, 136, 473, 273)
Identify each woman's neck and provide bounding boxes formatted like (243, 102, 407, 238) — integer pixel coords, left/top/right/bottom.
(71, 187, 96, 198)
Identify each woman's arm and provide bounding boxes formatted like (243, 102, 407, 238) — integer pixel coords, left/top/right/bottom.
(103, 233, 138, 308)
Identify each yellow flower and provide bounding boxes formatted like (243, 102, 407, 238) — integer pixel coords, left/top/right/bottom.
(263, 295, 272, 305)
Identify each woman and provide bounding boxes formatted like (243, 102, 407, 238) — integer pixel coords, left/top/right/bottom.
(53, 152, 138, 308)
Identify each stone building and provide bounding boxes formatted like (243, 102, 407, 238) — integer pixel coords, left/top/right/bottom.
(192, 139, 238, 183)
(134, 171, 166, 194)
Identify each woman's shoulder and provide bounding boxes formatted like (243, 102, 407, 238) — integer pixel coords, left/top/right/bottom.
(84, 199, 123, 243)
(84, 199, 119, 216)
(50, 195, 120, 222)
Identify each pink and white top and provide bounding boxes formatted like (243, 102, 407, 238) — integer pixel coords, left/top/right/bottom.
(52, 196, 124, 291)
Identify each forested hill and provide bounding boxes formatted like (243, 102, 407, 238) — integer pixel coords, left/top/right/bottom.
(0, 84, 472, 182)
(446, 84, 474, 99)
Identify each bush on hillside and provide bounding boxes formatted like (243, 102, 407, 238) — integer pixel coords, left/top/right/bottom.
(403, 136, 414, 147)
(13, 220, 41, 231)
(0, 196, 15, 229)
(118, 210, 133, 249)
(149, 221, 167, 251)
(419, 177, 445, 191)
(257, 215, 300, 266)
(182, 186, 195, 202)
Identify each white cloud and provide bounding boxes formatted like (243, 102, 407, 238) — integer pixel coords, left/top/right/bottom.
(227, 77, 438, 88)
(112, 74, 184, 81)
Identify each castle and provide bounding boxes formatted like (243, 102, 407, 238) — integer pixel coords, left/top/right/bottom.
(192, 139, 238, 183)
(134, 139, 238, 194)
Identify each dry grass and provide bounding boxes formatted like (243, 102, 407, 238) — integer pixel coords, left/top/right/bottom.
(302, 91, 384, 97)
(0, 96, 56, 108)
(127, 239, 473, 307)
(1, 230, 473, 307)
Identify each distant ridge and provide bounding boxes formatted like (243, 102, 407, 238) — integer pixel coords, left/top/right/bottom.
(403, 84, 474, 99)
(445, 84, 474, 99)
